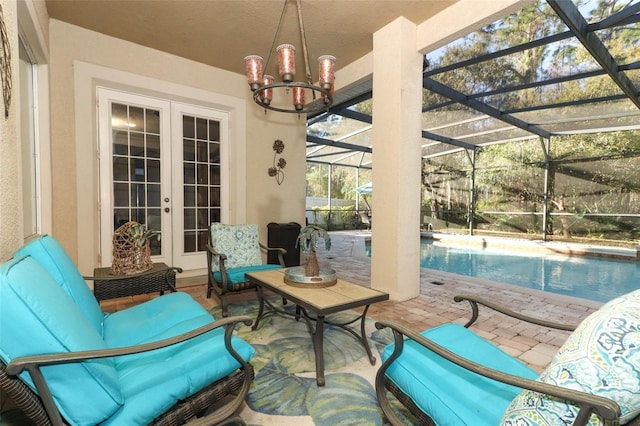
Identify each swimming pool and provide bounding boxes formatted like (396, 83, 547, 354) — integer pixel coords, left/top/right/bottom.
(367, 239, 640, 303)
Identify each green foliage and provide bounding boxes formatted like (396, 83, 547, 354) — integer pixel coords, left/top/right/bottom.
(306, 163, 372, 202)
(127, 222, 161, 247)
(296, 225, 331, 253)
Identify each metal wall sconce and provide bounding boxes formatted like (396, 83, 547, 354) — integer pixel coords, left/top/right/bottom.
(268, 139, 286, 185)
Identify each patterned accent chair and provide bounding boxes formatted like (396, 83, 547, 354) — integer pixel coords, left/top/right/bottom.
(207, 223, 286, 316)
(376, 291, 640, 426)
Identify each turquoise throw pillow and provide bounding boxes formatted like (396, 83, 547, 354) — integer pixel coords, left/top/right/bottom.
(501, 289, 640, 425)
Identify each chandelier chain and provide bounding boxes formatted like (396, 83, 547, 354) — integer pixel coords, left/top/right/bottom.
(263, 0, 290, 79)
(295, 0, 314, 86)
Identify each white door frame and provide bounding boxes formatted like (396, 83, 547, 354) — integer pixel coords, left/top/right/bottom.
(74, 61, 247, 277)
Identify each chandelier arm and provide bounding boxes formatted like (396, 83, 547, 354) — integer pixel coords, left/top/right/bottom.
(263, 0, 290, 79)
(295, 0, 314, 86)
(253, 82, 332, 114)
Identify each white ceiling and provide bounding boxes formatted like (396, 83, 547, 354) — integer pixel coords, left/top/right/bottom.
(44, 0, 458, 80)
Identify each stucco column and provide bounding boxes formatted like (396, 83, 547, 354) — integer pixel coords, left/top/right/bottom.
(370, 18, 422, 301)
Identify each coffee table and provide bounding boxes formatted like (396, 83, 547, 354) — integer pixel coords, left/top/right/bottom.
(245, 269, 389, 386)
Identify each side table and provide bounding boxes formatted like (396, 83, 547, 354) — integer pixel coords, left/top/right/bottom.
(90, 262, 182, 302)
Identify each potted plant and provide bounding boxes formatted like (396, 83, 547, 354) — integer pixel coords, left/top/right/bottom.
(111, 221, 161, 275)
(127, 222, 161, 247)
(296, 225, 331, 277)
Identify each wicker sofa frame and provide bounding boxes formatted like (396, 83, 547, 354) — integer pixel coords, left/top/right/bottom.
(1, 316, 255, 426)
(376, 294, 640, 426)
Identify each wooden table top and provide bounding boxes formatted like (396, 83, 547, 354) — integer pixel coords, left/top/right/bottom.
(246, 269, 389, 315)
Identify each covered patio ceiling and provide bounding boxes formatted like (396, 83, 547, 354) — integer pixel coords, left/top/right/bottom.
(306, 0, 640, 169)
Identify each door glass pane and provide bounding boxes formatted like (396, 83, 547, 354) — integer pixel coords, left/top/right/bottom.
(183, 114, 222, 253)
(111, 102, 163, 255)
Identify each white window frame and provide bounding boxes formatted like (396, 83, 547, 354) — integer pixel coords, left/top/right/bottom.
(17, 1, 52, 240)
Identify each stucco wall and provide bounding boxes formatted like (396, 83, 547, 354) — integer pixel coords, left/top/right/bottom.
(0, 0, 19, 261)
(48, 19, 306, 274)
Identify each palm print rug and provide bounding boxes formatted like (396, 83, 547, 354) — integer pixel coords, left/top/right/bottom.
(216, 297, 416, 426)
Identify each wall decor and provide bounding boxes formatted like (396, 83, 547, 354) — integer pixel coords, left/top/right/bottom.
(268, 139, 286, 185)
(0, 3, 11, 118)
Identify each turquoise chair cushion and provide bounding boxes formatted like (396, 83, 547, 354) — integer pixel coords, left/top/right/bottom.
(502, 289, 640, 425)
(210, 223, 262, 271)
(14, 235, 104, 334)
(103, 314, 255, 425)
(102, 292, 213, 348)
(0, 256, 123, 426)
(382, 323, 538, 426)
(212, 263, 282, 284)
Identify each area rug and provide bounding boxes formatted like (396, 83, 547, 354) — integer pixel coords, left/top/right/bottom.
(216, 298, 415, 426)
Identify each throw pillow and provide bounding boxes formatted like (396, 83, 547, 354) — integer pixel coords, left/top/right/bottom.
(501, 289, 640, 425)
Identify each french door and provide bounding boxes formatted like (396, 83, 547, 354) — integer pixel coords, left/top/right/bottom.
(97, 89, 229, 270)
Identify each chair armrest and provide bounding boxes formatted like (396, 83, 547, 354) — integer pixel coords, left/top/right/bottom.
(374, 320, 620, 426)
(6, 316, 253, 426)
(259, 242, 287, 267)
(454, 294, 577, 331)
(205, 244, 227, 261)
(205, 243, 232, 293)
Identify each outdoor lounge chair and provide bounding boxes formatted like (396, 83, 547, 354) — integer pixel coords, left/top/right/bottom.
(0, 235, 256, 425)
(359, 212, 371, 230)
(206, 223, 286, 317)
(376, 292, 640, 426)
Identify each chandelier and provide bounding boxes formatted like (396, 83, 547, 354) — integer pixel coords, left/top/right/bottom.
(244, 0, 335, 115)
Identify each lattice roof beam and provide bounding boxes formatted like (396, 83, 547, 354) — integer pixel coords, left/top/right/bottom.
(306, 134, 372, 153)
(422, 130, 477, 150)
(548, 0, 640, 110)
(593, 2, 640, 29)
(423, 76, 552, 139)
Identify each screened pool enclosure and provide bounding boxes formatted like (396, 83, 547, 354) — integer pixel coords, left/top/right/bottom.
(305, 0, 640, 246)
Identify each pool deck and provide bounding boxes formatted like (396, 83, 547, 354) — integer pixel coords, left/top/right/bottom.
(312, 231, 607, 372)
(101, 230, 609, 373)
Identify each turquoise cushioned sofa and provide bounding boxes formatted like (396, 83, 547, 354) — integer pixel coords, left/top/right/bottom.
(0, 235, 255, 426)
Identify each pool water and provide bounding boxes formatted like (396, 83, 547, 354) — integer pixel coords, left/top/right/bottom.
(367, 240, 640, 303)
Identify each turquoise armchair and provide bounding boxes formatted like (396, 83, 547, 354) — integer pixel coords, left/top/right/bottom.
(206, 223, 286, 316)
(376, 292, 640, 426)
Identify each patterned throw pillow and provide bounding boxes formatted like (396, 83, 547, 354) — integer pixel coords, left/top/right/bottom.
(210, 223, 262, 271)
(501, 289, 640, 425)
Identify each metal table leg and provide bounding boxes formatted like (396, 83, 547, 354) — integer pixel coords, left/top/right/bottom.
(252, 286, 266, 331)
(314, 315, 325, 386)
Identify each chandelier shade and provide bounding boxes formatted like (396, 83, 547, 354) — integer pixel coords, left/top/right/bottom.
(244, 0, 335, 115)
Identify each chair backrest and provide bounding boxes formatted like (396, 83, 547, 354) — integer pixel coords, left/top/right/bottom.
(0, 256, 123, 425)
(210, 223, 262, 271)
(359, 212, 371, 225)
(14, 235, 104, 333)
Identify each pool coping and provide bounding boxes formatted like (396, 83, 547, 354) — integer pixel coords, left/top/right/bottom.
(421, 232, 639, 262)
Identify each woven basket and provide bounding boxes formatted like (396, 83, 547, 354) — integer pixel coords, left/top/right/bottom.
(111, 221, 153, 275)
